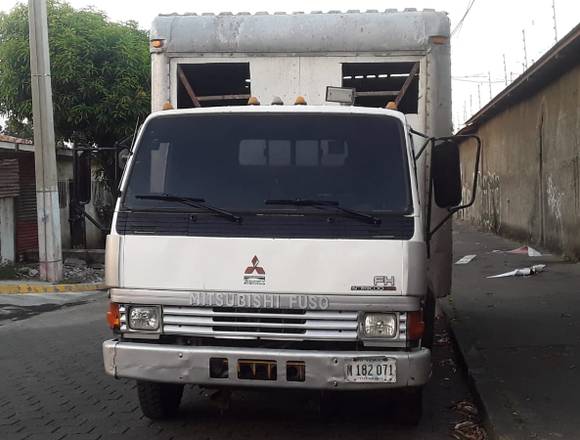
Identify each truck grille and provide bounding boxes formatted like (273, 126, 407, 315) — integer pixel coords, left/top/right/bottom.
(162, 306, 360, 341)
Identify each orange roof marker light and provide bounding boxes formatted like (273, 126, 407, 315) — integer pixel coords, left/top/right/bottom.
(162, 101, 174, 110)
(295, 96, 307, 105)
(271, 96, 284, 105)
(386, 101, 398, 110)
(151, 39, 165, 49)
(247, 96, 261, 105)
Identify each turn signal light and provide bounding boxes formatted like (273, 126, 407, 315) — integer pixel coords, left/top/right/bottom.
(386, 101, 398, 110)
(151, 39, 164, 49)
(162, 100, 174, 110)
(407, 311, 425, 340)
(107, 302, 120, 330)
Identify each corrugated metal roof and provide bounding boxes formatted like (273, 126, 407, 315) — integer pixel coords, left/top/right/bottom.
(458, 23, 580, 135)
(0, 140, 73, 158)
(151, 10, 450, 54)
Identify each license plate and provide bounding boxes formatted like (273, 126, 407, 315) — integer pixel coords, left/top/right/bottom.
(345, 358, 396, 383)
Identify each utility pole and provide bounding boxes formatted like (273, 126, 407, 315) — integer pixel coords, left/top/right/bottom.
(552, 0, 558, 43)
(503, 54, 508, 86)
(28, 0, 63, 282)
(522, 29, 528, 70)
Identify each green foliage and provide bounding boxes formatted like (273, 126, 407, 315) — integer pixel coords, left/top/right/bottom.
(0, 1, 150, 145)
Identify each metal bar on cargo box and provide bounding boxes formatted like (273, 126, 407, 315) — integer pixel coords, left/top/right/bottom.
(196, 94, 251, 102)
(395, 62, 420, 106)
(355, 90, 399, 97)
(177, 66, 201, 108)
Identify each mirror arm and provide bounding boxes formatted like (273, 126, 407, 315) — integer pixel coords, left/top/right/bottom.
(409, 128, 432, 160)
(426, 134, 482, 251)
(82, 209, 109, 233)
(424, 138, 436, 255)
(414, 137, 432, 160)
(409, 128, 430, 139)
(114, 116, 141, 150)
(428, 209, 458, 244)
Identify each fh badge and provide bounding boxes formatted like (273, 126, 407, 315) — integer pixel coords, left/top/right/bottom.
(351, 275, 397, 291)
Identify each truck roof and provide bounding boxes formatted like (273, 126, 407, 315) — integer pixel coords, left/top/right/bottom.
(151, 10, 449, 54)
(148, 105, 408, 125)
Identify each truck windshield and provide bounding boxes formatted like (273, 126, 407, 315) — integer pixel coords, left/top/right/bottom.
(123, 113, 412, 215)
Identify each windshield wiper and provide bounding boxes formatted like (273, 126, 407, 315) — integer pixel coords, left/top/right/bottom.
(265, 199, 381, 225)
(135, 194, 241, 223)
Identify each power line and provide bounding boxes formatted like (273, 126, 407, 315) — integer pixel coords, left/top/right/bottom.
(503, 54, 508, 86)
(451, 0, 477, 37)
(452, 77, 504, 84)
(522, 29, 528, 70)
(552, 0, 558, 43)
(453, 74, 488, 79)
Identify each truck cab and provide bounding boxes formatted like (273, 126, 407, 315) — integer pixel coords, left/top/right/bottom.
(102, 10, 480, 424)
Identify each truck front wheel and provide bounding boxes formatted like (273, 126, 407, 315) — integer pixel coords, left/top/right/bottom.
(137, 380, 184, 419)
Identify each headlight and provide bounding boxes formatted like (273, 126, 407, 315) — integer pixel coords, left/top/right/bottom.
(362, 313, 397, 338)
(129, 306, 160, 331)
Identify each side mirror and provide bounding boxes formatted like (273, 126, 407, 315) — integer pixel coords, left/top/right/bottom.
(74, 150, 92, 204)
(426, 134, 482, 244)
(431, 140, 462, 208)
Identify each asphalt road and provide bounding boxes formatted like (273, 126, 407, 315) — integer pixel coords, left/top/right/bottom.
(0, 294, 482, 439)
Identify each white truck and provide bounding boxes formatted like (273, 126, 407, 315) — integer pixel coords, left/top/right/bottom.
(102, 10, 480, 423)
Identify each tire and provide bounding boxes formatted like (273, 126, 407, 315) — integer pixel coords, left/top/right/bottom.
(137, 380, 184, 420)
(422, 289, 436, 349)
(397, 387, 423, 426)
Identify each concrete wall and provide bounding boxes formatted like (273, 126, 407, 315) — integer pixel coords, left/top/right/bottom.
(459, 63, 580, 258)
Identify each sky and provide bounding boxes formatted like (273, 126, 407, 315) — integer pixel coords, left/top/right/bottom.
(1, 0, 579, 129)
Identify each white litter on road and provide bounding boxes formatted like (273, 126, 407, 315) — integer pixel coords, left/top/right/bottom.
(507, 246, 543, 257)
(487, 264, 546, 279)
(455, 255, 477, 265)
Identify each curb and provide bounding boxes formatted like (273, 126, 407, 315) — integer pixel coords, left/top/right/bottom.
(440, 300, 499, 440)
(0, 283, 106, 294)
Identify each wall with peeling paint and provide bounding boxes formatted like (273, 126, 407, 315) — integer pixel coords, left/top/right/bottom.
(459, 63, 580, 258)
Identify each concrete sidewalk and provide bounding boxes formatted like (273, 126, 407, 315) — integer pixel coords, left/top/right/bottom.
(442, 222, 580, 439)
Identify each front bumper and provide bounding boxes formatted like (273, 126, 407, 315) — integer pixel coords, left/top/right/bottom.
(103, 340, 431, 390)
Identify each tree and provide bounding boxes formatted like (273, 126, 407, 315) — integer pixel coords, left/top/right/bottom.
(0, 0, 150, 146)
